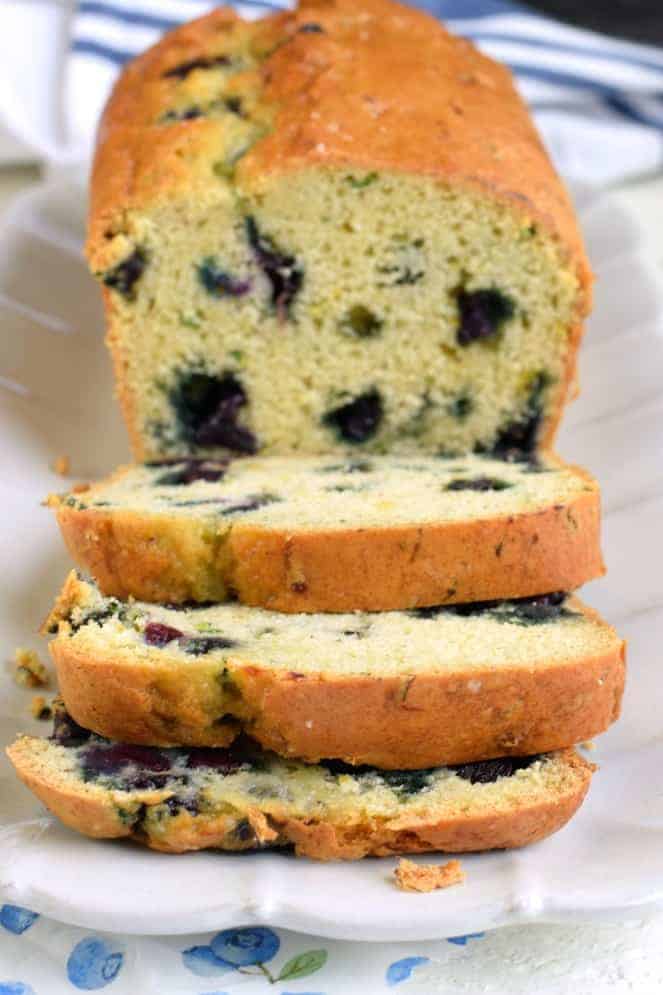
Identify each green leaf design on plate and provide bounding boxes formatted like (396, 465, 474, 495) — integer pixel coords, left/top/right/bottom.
(277, 948, 328, 981)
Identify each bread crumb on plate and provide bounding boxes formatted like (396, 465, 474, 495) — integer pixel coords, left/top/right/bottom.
(52, 455, 71, 476)
(13, 648, 50, 688)
(30, 696, 53, 721)
(395, 858, 465, 893)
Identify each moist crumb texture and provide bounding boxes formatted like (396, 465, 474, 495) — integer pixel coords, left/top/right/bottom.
(88, 0, 591, 463)
(7, 710, 595, 859)
(53, 453, 595, 528)
(44, 574, 625, 768)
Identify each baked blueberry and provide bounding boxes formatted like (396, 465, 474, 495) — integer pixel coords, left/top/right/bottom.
(101, 248, 147, 300)
(52, 708, 91, 747)
(456, 287, 515, 346)
(449, 393, 473, 420)
(219, 493, 280, 515)
(197, 257, 252, 298)
(185, 747, 247, 773)
(501, 592, 572, 626)
(481, 371, 551, 462)
(164, 796, 199, 815)
(224, 96, 245, 116)
(144, 622, 183, 647)
(407, 605, 447, 619)
(179, 636, 237, 655)
(451, 755, 538, 784)
(232, 818, 256, 842)
(160, 106, 204, 123)
(169, 371, 258, 453)
(245, 216, 303, 319)
(449, 592, 571, 625)
(322, 388, 383, 443)
(70, 601, 122, 634)
(163, 54, 233, 79)
(445, 477, 512, 492)
(378, 768, 433, 795)
(154, 459, 229, 485)
(82, 743, 170, 777)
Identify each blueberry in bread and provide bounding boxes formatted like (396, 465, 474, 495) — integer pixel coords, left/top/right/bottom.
(48, 453, 603, 612)
(88, 0, 591, 462)
(7, 710, 595, 859)
(46, 574, 625, 768)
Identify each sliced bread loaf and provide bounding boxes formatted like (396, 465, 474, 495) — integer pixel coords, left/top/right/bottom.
(89, 0, 591, 463)
(8, 710, 594, 859)
(49, 453, 603, 612)
(46, 573, 624, 768)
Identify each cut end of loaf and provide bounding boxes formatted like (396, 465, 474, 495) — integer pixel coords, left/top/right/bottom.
(87, 0, 590, 463)
(99, 170, 580, 461)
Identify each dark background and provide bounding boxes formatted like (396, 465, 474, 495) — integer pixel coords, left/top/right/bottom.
(526, 1, 663, 45)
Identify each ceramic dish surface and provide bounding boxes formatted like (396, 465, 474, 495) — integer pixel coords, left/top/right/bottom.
(0, 180, 661, 940)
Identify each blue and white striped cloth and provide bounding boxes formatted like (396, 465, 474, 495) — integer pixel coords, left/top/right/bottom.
(8, 0, 663, 185)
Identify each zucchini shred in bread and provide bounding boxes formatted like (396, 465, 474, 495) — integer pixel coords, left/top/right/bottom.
(46, 574, 625, 768)
(7, 708, 595, 859)
(49, 453, 603, 612)
(89, 0, 591, 463)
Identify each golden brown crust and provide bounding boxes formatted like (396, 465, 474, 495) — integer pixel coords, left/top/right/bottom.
(7, 740, 594, 860)
(50, 472, 604, 613)
(48, 580, 625, 768)
(51, 503, 230, 604)
(227, 488, 603, 613)
(394, 857, 465, 892)
(89, 1, 590, 271)
(7, 739, 129, 839)
(87, 0, 592, 459)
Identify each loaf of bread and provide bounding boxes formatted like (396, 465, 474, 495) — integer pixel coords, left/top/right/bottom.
(46, 573, 624, 769)
(7, 709, 594, 859)
(49, 453, 603, 612)
(88, 0, 591, 463)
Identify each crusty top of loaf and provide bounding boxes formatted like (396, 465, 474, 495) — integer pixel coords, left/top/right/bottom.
(87, 0, 591, 309)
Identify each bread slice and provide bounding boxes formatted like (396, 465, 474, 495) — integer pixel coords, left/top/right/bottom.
(88, 0, 591, 464)
(7, 711, 594, 860)
(45, 573, 624, 769)
(49, 453, 603, 612)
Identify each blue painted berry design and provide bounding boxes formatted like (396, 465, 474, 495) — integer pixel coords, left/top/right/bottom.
(0, 906, 39, 935)
(386, 956, 430, 986)
(66, 937, 124, 989)
(210, 926, 280, 966)
(447, 931, 485, 945)
(182, 945, 233, 977)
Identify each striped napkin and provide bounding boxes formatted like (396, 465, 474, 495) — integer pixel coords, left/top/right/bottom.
(5, 0, 663, 185)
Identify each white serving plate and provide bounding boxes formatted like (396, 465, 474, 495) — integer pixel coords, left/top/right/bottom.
(0, 180, 661, 941)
